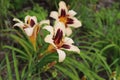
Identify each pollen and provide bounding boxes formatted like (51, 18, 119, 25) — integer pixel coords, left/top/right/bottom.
(59, 16, 67, 24)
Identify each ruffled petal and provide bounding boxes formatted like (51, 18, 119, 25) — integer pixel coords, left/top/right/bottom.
(65, 28, 72, 36)
(67, 17, 82, 28)
(13, 18, 23, 23)
(64, 44, 80, 53)
(44, 35, 56, 47)
(43, 25, 54, 35)
(59, 1, 68, 16)
(24, 27, 34, 36)
(68, 10, 77, 16)
(25, 15, 30, 24)
(54, 21, 66, 37)
(64, 37, 74, 44)
(57, 49, 66, 62)
(13, 23, 24, 28)
(13, 18, 27, 28)
(40, 20, 50, 26)
(50, 11, 59, 19)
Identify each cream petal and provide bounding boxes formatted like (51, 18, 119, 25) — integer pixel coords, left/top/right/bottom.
(24, 27, 34, 36)
(13, 18, 23, 23)
(13, 23, 24, 28)
(40, 20, 50, 25)
(64, 37, 74, 44)
(44, 35, 53, 43)
(68, 17, 82, 28)
(25, 15, 30, 24)
(50, 11, 59, 19)
(44, 35, 56, 48)
(57, 49, 66, 62)
(68, 10, 77, 16)
(59, 1, 68, 16)
(54, 21, 66, 37)
(66, 28, 72, 36)
(65, 45, 80, 53)
(43, 25, 54, 35)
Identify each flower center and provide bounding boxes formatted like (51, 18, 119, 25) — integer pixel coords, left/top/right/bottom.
(59, 16, 67, 24)
(55, 40, 64, 49)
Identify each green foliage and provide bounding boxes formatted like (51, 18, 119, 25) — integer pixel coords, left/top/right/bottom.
(11, 0, 29, 10)
(0, 0, 10, 29)
(17, 4, 48, 21)
(0, 0, 10, 17)
(72, 1, 120, 79)
(5, 53, 13, 80)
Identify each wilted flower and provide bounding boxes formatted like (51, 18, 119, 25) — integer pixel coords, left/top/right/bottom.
(50, 1, 82, 36)
(13, 15, 49, 49)
(44, 22, 80, 62)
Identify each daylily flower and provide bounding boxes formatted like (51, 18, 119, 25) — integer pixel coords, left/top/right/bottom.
(13, 15, 49, 50)
(44, 22, 80, 62)
(50, 1, 82, 36)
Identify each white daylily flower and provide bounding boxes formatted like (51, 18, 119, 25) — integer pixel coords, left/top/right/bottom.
(13, 15, 50, 48)
(44, 22, 80, 62)
(50, 1, 82, 36)
(13, 15, 49, 37)
(13, 15, 38, 36)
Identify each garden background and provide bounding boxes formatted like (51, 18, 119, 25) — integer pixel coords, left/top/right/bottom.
(0, 0, 120, 80)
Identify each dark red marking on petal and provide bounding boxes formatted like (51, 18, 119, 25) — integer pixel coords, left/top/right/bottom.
(53, 29, 60, 40)
(62, 44, 70, 49)
(53, 29, 63, 44)
(67, 18, 74, 24)
(30, 19, 35, 27)
(60, 9, 66, 17)
(57, 30, 63, 43)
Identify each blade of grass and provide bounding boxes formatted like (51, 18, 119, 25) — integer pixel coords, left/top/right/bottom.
(10, 34, 32, 56)
(3, 45, 28, 59)
(66, 57, 105, 80)
(21, 66, 27, 80)
(0, 75, 2, 80)
(13, 50, 20, 80)
(5, 53, 13, 80)
(55, 65, 79, 80)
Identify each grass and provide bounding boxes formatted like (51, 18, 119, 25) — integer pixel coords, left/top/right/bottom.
(0, 0, 120, 80)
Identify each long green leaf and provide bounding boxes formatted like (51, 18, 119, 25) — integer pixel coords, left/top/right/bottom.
(55, 65, 80, 80)
(0, 75, 2, 80)
(66, 57, 105, 80)
(10, 34, 33, 56)
(5, 53, 13, 80)
(13, 50, 20, 80)
(3, 45, 28, 59)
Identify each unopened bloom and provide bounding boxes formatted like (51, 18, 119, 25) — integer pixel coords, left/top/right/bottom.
(44, 22, 80, 62)
(50, 1, 82, 36)
(13, 15, 49, 49)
